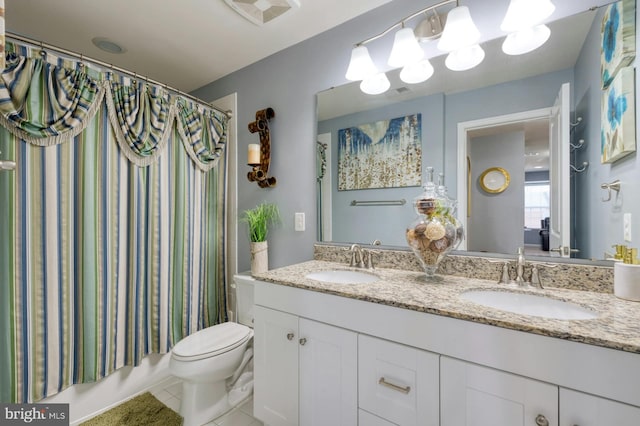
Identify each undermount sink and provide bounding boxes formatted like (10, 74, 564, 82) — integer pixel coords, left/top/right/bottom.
(460, 290, 598, 320)
(305, 269, 379, 284)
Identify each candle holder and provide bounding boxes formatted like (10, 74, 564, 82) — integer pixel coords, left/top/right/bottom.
(247, 107, 276, 188)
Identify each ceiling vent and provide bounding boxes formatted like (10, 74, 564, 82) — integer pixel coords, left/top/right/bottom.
(224, 0, 300, 25)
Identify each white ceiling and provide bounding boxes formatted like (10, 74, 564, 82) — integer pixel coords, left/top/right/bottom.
(6, 0, 613, 95)
(6, 0, 391, 92)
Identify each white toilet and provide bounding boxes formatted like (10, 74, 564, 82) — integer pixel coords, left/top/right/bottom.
(170, 274, 255, 426)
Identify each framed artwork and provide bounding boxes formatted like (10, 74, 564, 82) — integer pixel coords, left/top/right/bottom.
(337, 114, 422, 190)
(601, 67, 636, 163)
(601, 0, 636, 89)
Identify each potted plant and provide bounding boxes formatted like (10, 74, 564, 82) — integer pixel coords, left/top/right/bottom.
(241, 202, 280, 274)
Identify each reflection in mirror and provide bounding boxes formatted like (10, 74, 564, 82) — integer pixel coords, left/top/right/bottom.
(317, 7, 622, 261)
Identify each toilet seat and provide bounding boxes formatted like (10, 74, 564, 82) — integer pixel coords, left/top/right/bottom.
(172, 322, 253, 361)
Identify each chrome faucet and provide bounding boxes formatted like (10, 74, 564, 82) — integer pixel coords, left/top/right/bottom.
(348, 244, 364, 268)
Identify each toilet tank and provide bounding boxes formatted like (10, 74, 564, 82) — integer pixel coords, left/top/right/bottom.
(233, 273, 255, 327)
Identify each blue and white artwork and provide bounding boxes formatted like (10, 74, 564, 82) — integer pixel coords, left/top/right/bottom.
(601, 0, 636, 89)
(601, 67, 636, 163)
(337, 114, 422, 190)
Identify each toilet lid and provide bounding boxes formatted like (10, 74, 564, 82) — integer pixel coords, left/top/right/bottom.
(172, 322, 252, 361)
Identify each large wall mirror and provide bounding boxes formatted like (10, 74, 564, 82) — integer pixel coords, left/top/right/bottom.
(317, 3, 635, 262)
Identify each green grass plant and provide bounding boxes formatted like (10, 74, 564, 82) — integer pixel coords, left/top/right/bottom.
(241, 202, 280, 242)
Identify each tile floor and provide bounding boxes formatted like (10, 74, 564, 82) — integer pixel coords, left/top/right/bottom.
(150, 377, 263, 426)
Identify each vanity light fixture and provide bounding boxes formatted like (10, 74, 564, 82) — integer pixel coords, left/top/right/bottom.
(437, 5, 484, 71)
(345, 0, 484, 95)
(500, 0, 556, 55)
(247, 108, 277, 188)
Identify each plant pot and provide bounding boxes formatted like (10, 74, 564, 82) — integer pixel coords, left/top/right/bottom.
(251, 241, 269, 274)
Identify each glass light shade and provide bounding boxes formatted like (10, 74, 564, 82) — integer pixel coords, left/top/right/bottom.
(388, 27, 424, 68)
(400, 59, 434, 84)
(501, 0, 555, 32)
(360, 72, 391, 95)
(345, 46, 378, 81)
(502, 24, 551, 55)
(445, 44, 485, 71)
(437, 6, 481, 52)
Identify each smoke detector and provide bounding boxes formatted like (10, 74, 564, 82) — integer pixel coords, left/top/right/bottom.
(224, 0, 300, 25)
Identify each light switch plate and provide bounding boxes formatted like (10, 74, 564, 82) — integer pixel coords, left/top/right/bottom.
(295, 212, 305, 232)
(624, 213, 632, 242)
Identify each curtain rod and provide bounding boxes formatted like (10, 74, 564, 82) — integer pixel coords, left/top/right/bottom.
(6, 32, 232, 119)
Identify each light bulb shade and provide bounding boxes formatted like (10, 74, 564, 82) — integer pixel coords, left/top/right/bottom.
(388, 27, 424, 68)
(445, 44, 485, 71)
(400, 59, 435, 84)
(501, 0, 555, 32)
(345, 46, 378, 81)
(437, 6, 481, 52)
(360, 72, 391, 95)
(502, 24, 551, 55)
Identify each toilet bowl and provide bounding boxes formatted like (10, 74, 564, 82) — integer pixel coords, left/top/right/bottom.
(170, 321, 254, 426)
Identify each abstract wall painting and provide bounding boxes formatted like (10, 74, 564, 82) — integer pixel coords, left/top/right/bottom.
(337, 114, 422, 190)
(601, 0, 636, 89)
(601, 67, 636, 163)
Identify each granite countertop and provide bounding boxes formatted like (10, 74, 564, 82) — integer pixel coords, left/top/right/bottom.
(252, 260, 640, 354)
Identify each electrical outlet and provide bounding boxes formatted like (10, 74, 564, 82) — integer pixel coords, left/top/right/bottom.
(624, 213, 632, 242)
(295, 212, 305, 232)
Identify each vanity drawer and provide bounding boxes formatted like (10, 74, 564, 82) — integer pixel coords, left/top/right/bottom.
(358, 334, 439, 426)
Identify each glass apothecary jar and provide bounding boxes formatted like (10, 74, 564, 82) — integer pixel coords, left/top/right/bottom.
(405, 169, 463, 279)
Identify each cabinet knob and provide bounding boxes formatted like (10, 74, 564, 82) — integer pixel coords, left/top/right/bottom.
(299, 337, 307, 345)
(535, 414, 549, 426)
(286, 332, 294, 341)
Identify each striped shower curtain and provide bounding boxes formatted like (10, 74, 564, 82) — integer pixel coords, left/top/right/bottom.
(0, 43, 229, 403)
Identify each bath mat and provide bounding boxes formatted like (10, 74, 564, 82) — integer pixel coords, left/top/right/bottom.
(80, 392, 183, 426)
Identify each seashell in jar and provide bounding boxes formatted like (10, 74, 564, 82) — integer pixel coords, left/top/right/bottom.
(429, 237, 450, 253)
(425, 221, 446, 241)
(417, 198, 437, 215)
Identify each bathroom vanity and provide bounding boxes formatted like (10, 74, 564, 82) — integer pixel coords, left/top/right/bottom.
(251, 260, 640, 426)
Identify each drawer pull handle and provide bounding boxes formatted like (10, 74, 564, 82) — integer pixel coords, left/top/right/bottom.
(378, 377, 411, 394)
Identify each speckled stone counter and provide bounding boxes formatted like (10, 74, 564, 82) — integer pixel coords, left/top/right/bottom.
(252, 260, 640, 354)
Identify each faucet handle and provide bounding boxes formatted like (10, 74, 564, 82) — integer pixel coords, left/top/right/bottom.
(499, 262, 511, 284)
(362, 249, 379, 269)
(529, 264, 544, 289)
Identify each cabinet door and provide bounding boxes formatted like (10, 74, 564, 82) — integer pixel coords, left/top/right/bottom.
(560, 388, 640, 425)
(441, 357, 558, 426)
(299, 318, 358, 426)
(254, 306, 299, 426)
(359, 334, 439, 425)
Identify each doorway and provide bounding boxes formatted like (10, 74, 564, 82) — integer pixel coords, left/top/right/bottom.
(456, 108, 553, 256)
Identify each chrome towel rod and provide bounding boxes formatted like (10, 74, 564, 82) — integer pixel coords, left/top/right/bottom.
(351, 199, 406, 206)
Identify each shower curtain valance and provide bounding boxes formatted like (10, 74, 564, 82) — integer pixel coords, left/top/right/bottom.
(0, 44, 228, 170)
(0, 53, 104, 145)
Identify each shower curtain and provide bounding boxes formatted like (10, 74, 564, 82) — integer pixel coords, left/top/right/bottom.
(0, 43, 229, 403)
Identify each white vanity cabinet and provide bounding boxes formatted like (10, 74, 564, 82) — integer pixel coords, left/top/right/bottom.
(253, 305, 358, 426)
(253, 279, 640, 426)
(559, 388, 640, 426)
(441, 357, 558, 426)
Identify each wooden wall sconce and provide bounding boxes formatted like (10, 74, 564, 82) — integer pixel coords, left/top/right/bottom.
(247, 108, 276, 188)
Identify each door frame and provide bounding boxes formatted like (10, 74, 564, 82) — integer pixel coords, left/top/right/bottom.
(456, 107, 551, 251)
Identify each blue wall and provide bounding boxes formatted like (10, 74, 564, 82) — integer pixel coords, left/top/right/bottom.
(193, 0, 639, 269)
